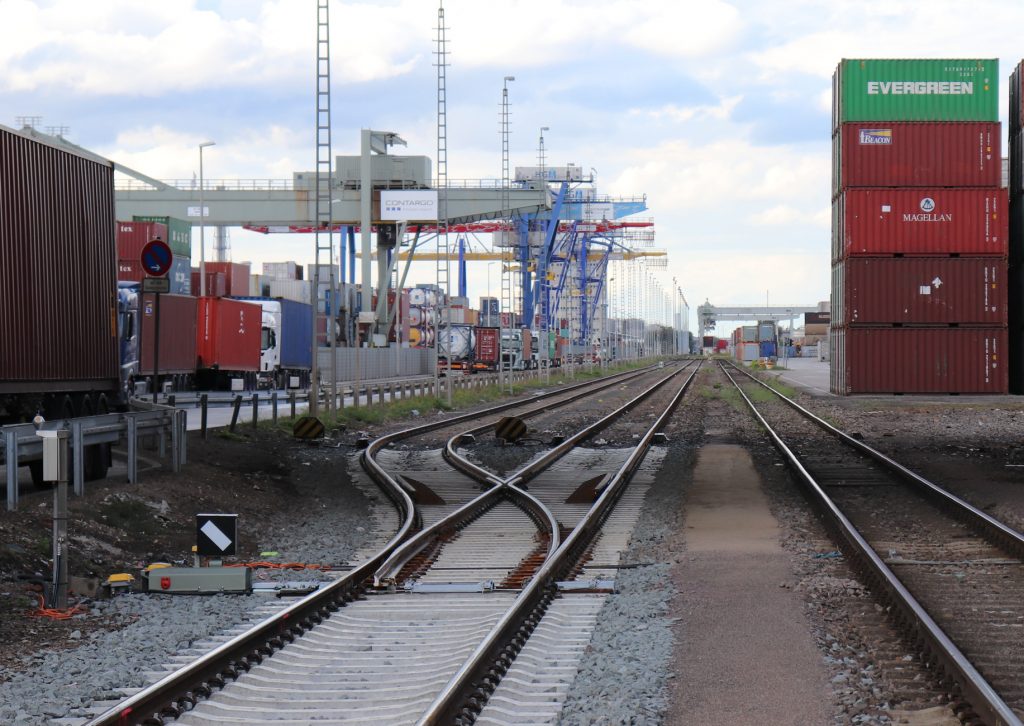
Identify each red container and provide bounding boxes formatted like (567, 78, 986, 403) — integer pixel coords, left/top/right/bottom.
(204, 262, 251, 296)
(116, 221, 167, 260)
(830, 327, 1007, 394)
(138, 293, 197, 374)
(833, 258, 1006, 325)
(118, 258, 142, 282)
(0, 126, 119, 393)
(833, 188, 1007, 260)
(474, 327, 500, 365)
(191, 270, 227, 298)
(195, 296, 261, 372)
(833, 123, 999, 194)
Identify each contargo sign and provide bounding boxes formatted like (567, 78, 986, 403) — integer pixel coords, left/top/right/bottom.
(381, 190, 439, 221)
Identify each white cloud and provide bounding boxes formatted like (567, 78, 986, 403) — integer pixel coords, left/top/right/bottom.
(636, 95, 742, 123)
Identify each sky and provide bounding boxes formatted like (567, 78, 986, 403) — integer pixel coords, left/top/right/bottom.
(4, 0, 1024, 335)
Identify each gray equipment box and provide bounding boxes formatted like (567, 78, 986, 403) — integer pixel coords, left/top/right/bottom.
(147, 566, 252, 595)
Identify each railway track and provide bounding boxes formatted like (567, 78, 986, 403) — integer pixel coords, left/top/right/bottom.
(85, 360, 699, 725)
(720, 360, 1024, 726)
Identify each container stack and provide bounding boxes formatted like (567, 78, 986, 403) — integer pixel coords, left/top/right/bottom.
(1008, 63, 1024, 391)
(831, 58, 1007, 394)
(116, 221, 191, 294)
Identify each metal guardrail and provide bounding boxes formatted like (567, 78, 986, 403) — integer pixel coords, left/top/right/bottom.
(2, 402, 186, 512)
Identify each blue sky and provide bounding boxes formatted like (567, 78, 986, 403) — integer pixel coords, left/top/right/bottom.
(4, 0, 1023, 334)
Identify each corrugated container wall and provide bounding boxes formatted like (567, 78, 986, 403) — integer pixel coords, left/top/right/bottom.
(267, 279, 312, 304)
(195, 297, 261, 372)
(262, 261, 302, 280)
(204, 262, 251, 297)
(830, 327, 1007, 394)
(833, 59, 998, 130)
(833, 123, 1000, 194)
(833, 188, 1007, 260)
(139, 293, 197, 374)
(833, 258, 1006, 325)
(0, 126, 119, 389)
(1010, 61, 1024, 392)
(131, 215, 192, 257)
(475, 327, 500, 364)
(117, 221, 168, 260)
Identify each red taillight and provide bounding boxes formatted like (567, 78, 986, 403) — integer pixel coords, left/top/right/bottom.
(160, 577, 171, 590)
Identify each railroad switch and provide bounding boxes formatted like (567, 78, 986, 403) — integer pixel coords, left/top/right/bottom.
(556, 579, 616, 594)
(405, 580, 496, 593)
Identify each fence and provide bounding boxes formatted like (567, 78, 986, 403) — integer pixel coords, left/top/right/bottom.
(2, 404, 185, 512)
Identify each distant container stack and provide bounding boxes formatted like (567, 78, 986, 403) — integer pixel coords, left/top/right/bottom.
(831, 58, 1007, 394)
(1008, 62, 1024, 391)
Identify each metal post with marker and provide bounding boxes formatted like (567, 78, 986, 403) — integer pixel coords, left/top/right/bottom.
(36, 429, 69, 609)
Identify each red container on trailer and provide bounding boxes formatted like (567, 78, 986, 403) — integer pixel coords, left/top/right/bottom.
(474, 327, 500, 366)
(833, 122, 1000, 194)
(204, 262, 251, 297)
(138, 293, 197, 374)
(830, 327, 1007, 394)
(833, 188, 1007, 260)
(116, 221, 167, 260)
(833, 258, 1006, 325)
(195, 296, 261, 372)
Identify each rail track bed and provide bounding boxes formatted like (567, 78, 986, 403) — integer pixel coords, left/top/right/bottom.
(85, 362, 698, 725)
(724, 361, 1024, 724)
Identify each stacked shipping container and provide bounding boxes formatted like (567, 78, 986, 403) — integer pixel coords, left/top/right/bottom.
(831, 59, 1007, 394)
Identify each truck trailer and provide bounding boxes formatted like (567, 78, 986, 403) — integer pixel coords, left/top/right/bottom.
(0, 124, 123, 481)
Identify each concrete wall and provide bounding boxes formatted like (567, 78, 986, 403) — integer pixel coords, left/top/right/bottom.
(317, 346, 432, 382)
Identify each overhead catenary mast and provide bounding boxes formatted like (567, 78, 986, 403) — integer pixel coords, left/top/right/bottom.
(434, 0, 452, 404)
(310, 0, 338, 416)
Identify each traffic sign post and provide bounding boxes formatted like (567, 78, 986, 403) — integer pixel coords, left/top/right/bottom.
(140, 239, 173, 403)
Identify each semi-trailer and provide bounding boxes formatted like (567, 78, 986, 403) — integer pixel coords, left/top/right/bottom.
(0, 124, 123, 481)
(232, 297, 314, 389)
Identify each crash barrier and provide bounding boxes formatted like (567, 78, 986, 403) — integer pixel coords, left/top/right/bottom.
(2, 402, 186, 512)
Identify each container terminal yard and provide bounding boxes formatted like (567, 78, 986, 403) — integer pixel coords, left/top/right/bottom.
(5, 3, 1024, 723)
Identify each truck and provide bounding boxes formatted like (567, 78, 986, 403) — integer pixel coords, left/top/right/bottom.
(118, 283, 198, 394)
(195, 297, 263, 390)
(232, 297, 314, 389)
(0, 124, 123, 482)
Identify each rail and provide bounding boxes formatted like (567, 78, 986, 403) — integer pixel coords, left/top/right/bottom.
(417, 360, 701, 723)
(719, 360, 1023, 726)
(2, 403, 186, 511)
(84, 362, 657, 725)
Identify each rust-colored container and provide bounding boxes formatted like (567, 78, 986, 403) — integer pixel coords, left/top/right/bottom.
(833, 188, 1007, 260)
(833, 123, 999, 194)
(191, 270, 227, 298)
(204, 262, 251, 297)
(833, 258, 1006, 325)
(0, 125, 119, 393)
(116, 221, 167, 260)
(195, 296, 261, 372)
(474, 327, 500, 366)
(138, 293, 197, 374)
(830, 327, 1007, 394)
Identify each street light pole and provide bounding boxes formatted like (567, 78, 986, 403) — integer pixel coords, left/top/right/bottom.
(198, 141, 215, 297)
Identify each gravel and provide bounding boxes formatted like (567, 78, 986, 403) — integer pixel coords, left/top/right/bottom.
(557, 380, 704, 725)
(0, 446, 379, 724)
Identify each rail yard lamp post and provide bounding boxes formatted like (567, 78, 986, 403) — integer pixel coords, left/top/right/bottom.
(198, 141, 215, 297)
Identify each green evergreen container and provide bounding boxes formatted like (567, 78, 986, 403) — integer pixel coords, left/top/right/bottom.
(833, 59, 997, 129)
(132, 215, 192, 257)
